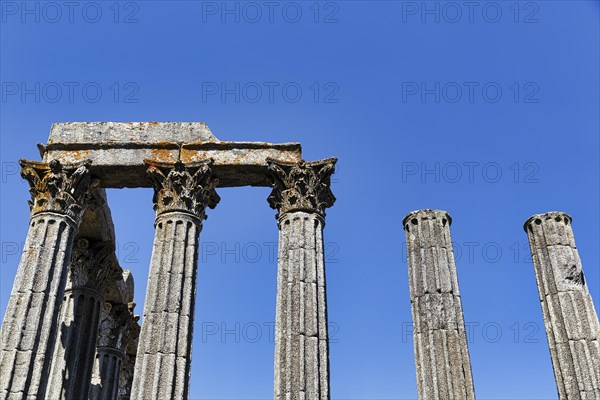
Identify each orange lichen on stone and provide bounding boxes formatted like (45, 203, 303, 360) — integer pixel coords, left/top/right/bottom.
(60, 149, 91, 163)
(150, 148, 177, 163)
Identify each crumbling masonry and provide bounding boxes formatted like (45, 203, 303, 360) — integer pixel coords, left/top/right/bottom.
(0, 122, 598, 400)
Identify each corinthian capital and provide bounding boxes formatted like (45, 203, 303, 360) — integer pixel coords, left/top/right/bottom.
(97, 302, 130, 350)
(119, 304, 140, 398)
(69, 238, 120, 291)
(145, 160, 220, 219)
(267, 158, 337, 219)
(19, 159, 94, 222)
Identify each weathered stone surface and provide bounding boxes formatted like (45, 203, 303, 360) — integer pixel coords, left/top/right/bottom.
(48, 122, 218, 144)
(87, 270, 140, 400)
(40, 122, 302, 188)
(131, 162, 216, 400)
(146, 159, 219, 218)
(46, 238, 120, 400)
(117, 303, 140, 400)
(67, 239, 120, 289)
(524, 212, 600, 399)
(0, 160, 93, 399)
(77, 189, 116, 243)
(403, 209, 475, 400)
(20, 159, 94, 222)
(89, 302, 130, 400)
(1, 123, 341, 399)
(267, 158, 336, 219)
(268, 159, 336, 400)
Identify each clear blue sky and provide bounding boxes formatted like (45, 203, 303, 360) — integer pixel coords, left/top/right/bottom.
(1, 1, 599, 399)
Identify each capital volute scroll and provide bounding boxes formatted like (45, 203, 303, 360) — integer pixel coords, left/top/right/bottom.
(145, 159, 220, 220)
(19, 159, 97, 223)
(267, 157, 337, 220)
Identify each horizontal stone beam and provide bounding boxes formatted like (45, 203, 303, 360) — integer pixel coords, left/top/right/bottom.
(39, 122, 303, 188)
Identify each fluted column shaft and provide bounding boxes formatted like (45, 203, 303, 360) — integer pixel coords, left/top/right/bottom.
(403, 209, 475, 400)
(524, 212, 600, 399)
(275, 212, 330, 399)
(117, 316, 140, 400)
(0, 160, 92, 399)
(267, 157, 336, 400)
(90, 302, 130, 400)
(131, 160, 219, 400)
(92, 348, 123, 400)
(131, 212, 201, 398)
(46, 289, 102, 399)
(46, 239, 118, 400)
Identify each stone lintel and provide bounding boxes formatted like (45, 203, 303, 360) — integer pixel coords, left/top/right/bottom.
(39, 122, 302, 188)
(47, 122, 218, 144)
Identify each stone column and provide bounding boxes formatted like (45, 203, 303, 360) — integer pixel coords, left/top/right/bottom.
(524, 212, 600, 399)
(0, 159, 92, 399)
(402, 209, 475, 400)
(118, 310, 140, 400)
(89, 302, 130, 400)
(267, 158, 337, 400)
(45, 239, 119, 400)
(130, 160, 219, 400)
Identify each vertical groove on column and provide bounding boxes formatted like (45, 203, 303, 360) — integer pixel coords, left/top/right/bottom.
(112, 355, 122, 398)
(274, 220, 288, 399)
(275, 212, 329, 400)
(524, 212, 600, 399)
(267, 157, 336, 400)
(90, 298, 133, 400)
(403, 209, 475, 400)
(131, 214, 200, 400)
(91, 351, 122, 400)
(0, 160, 92, 400)
(46, 237, 120, 400)
(117, 332, 138, 400)
(0, 215, 74, 398)
(46, 289, 102, 399)
(315, 219, 330, 397)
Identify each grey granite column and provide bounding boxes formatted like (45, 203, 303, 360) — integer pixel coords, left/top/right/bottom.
(0, 159, 92, 399)
(402, 209, 475, 400)
(45, 238, 119, 400)
(117, 310, 140, 400)
(267, 158, 337, 400)
(115, 271, 140, 400)
(524, 212, 600, 399)
(130, 160, 219, 400)
(89, 302, 130, 400)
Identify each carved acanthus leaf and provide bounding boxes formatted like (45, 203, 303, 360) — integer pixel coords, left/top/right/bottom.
(69, 238, 120, 290)
(145, 160, 220, 219)
(19, 159, 94, 221)
(267, 158, 337, 219)
(118, 304, 140, 397)
(97, 302, 131, 349)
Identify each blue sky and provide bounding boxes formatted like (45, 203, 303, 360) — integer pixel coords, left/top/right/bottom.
(1, 1, 599, 399)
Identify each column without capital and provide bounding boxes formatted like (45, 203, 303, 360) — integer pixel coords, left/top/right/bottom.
(267, 158, 337, 400)
(524, 212, 600, 399)
(130, 160, 219, 400)
(402, 209, 475, 400)
(0, 159, 93, 399)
